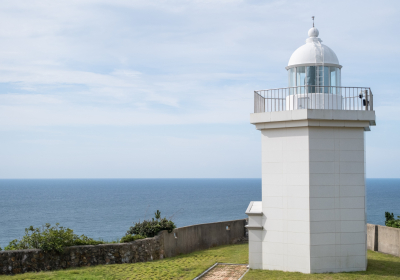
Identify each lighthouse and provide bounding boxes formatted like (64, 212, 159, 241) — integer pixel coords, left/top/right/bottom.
(246, 23, 375, 273)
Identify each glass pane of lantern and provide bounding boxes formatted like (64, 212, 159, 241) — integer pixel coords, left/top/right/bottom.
(324, 66, 330, 93)
(306, 66, 316, 93)
(330, 67, 336, 94)
(330, 67, 336, 85)
(288, 68, 296, 94)
(296, 66, 306, 93)
(316, 66, 324, 93)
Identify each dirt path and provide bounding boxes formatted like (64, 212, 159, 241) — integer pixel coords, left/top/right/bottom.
(201, 264, 248, 280)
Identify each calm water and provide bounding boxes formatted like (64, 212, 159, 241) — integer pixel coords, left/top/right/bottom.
(0, 178, 399, 247)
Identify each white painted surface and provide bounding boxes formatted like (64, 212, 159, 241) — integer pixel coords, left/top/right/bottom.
(288, 28, 341, 67)
(308, 126, 366, 272)
(287, 27, 340, 68)
(246, 201, 262, 214)
(250, 109, 376, 127)
(246, 200, 263, 269)
(286, 93, 343, 110)
(246, 122, 368, 273)
(258, 126, 311, 273)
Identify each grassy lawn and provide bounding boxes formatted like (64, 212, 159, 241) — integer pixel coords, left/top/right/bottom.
(246, 250, 400, 279)
(1, 244, 400, 279)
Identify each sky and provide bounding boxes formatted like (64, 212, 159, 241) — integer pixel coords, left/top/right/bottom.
(0, 0, 399, 178)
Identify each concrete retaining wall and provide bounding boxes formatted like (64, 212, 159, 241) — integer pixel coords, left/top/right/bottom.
(367, 224, 400, 257)
(367, 224, 377, 252)
(0, 219, 247, 275)
(162, 219, 247, 258)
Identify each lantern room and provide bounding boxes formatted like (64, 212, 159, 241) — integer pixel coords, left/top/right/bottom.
(285, 27, 343, 108)
(286, 27, 342, 93)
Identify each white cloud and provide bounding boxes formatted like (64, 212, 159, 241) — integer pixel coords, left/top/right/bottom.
(0, 0, 399, 177)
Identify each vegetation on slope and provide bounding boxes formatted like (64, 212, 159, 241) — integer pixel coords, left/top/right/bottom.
(2, 224, 103, 252)
(0, 210, 174, 252)
(385, 211, 400, 228)
(127, 210, 176, 237)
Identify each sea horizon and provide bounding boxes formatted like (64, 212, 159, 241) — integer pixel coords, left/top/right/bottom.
(1, 178, 399, 248)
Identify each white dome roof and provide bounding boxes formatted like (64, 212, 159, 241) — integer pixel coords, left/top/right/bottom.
(287, 27, 341, 69)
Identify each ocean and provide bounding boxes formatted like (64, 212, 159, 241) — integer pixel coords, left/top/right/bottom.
(0, 178, 399, 248)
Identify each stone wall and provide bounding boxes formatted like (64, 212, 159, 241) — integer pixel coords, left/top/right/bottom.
(0, 235, 163, 275)
(0, 219, 247, 275)
(367, 224, 400, 257)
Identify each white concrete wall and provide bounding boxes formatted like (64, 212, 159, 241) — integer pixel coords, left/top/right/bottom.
(286, 93, 342, 110)
(308, 127, 366, 273)
(248, 215, 263, 269)
(247, 201, 263, 269)
(261, 127, 311, 273)
(258, 126, 366, 273)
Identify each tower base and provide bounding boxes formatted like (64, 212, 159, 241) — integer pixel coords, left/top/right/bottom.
(247, 109, 375, 273)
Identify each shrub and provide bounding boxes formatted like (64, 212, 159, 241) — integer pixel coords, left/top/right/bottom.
(127, 210, 176, 237)
(120, 234, 145, 243)
(4, 223, 103, 252)
(385, 212, 400, 228)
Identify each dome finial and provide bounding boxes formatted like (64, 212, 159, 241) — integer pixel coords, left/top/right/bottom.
(308, 26, 319, 38)
(308, 16, 319, 38)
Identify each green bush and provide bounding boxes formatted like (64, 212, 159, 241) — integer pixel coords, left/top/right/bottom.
(127, 210, 176, 238)
(120, 234, 145, 243)
(385, 212, 400, 228)
(4, 223, 103, 252)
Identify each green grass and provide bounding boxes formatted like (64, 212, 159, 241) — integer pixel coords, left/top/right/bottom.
(1, 244, 400, 279)
(0, 244, 247, 280)
(245, 250, 400, 280)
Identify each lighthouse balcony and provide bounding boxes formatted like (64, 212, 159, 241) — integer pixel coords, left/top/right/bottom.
(254, 86, 373, 113)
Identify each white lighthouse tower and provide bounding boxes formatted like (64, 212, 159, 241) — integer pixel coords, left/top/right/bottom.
(246, 23, 375, 273)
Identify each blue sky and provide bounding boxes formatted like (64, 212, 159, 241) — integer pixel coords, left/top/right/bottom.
(0, 0, 399, 178)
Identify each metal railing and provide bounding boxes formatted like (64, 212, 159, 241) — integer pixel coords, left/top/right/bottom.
(254, 86, 373, 113)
